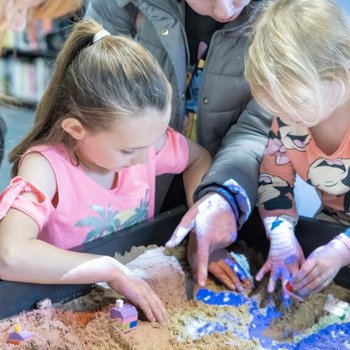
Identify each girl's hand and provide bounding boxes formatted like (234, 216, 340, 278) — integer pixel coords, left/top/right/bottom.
(257, 217, 305, 300)
(293, 236, 350, 296)
(108, 275, 168, 326)
(208, 248, 253, 292)
(256, 239, 304, 300)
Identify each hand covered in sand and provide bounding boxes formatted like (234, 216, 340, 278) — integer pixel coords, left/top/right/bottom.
(207, 248, 253, 292)
(257, 217, 305, 300)
(292, 234, 350, 296)
(166, 193, 237, 287)
(108, 275, 168, 326)
(60, 256, 167, 325)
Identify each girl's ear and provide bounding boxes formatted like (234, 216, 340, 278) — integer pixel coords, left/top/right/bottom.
(61, 118, 87, 140)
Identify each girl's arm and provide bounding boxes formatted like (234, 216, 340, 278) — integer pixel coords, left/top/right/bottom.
(153, 129, 211, 206)
(293, 232, 350, 296)
(182, 139, 211, 206)
(0, 153, 167, 325)
(256, 118, 305, 301)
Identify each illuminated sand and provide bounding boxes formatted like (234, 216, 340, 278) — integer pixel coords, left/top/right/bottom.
(0, 245, 349, 349)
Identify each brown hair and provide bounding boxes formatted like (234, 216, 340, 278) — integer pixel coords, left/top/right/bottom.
(9, 19, 172, 175)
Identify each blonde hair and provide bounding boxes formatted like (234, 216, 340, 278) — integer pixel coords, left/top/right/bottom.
(245, 0, 350, 124)
(32, 0, 82, 20)
(9, 20, 172, 174)
(0, 0, 81, 43)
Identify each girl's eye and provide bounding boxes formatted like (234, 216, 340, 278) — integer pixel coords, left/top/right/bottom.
(121, 150, 135, 155)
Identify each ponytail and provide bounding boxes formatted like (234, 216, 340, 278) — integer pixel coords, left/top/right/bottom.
(9, 20, 171, 176)
(9, 21, 104, 173)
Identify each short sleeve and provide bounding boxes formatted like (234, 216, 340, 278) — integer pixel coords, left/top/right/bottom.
(155, 127, 189, 175)
(0, 176, 54, 230)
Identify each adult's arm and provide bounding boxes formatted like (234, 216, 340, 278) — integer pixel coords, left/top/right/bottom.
(195, 98, 272, 228)
(167, 99, 271, 286)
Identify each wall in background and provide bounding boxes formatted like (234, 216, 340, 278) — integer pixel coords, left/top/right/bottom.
(335, 0, 350, 15)
(0, 106, 35, 192)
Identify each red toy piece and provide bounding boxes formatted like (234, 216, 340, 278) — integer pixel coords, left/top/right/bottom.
(285, 280, 306, 302)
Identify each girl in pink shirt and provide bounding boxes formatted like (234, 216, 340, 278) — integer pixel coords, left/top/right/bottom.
(0, 19, 211, 325)
(245, 0, 350, 300)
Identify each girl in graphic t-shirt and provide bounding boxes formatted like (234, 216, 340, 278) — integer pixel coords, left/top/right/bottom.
(245, 0, 350, 300)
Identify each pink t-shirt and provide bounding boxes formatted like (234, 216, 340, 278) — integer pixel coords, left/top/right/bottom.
(0, 128, 189, 249)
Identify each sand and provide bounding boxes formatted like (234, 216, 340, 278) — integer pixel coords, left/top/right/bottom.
(0, 243, 349, 350)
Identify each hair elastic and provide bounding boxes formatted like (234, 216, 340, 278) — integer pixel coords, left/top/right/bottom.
(93, 29, 111, 44)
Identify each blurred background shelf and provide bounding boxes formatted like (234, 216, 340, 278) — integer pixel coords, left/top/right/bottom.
(0, 106, 35, 191)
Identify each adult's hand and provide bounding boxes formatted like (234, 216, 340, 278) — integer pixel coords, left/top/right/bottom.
(293, 235, 350, 296)
(166, 193, 237, 286)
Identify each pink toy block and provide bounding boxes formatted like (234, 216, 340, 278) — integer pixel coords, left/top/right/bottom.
(110, 299, 138, 332)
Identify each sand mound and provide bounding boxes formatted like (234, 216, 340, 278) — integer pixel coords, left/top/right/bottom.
(0, 245, 349, 349)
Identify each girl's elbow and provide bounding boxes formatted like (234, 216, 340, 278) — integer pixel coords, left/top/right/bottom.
(0, 245, 21, 280)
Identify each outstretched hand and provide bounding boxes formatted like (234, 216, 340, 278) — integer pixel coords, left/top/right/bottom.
(256, 217, 305, 300)
(293, 236, 350, 296)
(166, 193, 237, 287)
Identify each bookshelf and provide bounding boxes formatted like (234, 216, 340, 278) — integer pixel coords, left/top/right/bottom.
(0, 54, 52, 107)
(0, 16, 76, 107)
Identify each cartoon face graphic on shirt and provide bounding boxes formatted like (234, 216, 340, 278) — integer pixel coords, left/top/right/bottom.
(307, 158, 350, 195)
(259, 173, 293, 211)
(264, 130, 289, 165)
(277, 118, 311, 152)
